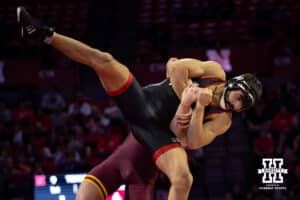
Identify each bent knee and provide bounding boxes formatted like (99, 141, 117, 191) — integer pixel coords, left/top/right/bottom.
(100, 52, 113, 63)
(90, 49, 114, 69)
(170, 170, 193, 188)
(76, 181, 104, 200)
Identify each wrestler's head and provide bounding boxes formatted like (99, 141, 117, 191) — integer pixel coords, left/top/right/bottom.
(220, 73, 262, 112)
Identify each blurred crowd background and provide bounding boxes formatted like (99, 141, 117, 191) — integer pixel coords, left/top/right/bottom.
(0, 0, 300, 199)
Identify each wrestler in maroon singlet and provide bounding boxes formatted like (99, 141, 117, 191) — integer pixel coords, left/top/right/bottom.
(85, 133, 158, 200)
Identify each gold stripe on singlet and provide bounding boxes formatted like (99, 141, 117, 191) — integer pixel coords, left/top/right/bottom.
(85, 174, 108, 197)
(84, 178, 105, 199)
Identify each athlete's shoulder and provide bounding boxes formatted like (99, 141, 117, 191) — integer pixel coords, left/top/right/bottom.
(202, 61, 226, 80)
(168, 58, 226, 80)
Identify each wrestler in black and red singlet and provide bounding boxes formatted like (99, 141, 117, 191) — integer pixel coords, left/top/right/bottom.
(84, 76, 227, 199)
(111, 75, 226, 159)
(16, 7, 262, 199)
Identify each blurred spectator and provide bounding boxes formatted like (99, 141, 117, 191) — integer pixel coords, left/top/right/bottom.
(50, 107, 68, 128)
(86, 115, 102, 134)
(35, 109, 52, 131)
(105, 132, 123, 153)
(11, 100, 36, 130)
(246, 102, 270, 137)
(231, 183, 244, 200)
(104, 100, 123, 122)
(80, 100, 92, 117)
(0, 101, 11, 122)
(271, 105, 294, 134)
(12, 123, 24, 146)
(41, 88, 65, 112)
(58, 148, 81, 173)
(53, 145, 65, 167)
(68, 100, 81, 116)
(0, 60, 5, 84)
(253, 130, 274, 157)
(293, 134, 300, 158)
(40, 146, 57, 174)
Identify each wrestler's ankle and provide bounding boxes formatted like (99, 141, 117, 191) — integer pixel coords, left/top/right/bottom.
(44, 32, 56, 44)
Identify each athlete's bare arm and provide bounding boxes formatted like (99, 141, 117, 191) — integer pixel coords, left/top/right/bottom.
(167, 58, 226, 98)
(187, 108, 232, 149)
(170, 85, 232, 149)
(169, 83, 198, 141)
(171, 103, 231, 149)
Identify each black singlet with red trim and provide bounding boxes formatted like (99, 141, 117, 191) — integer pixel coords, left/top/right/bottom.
(112, 76, 227, 159)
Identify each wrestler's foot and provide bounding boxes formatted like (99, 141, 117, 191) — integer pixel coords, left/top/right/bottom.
(17, 6, 54, 39)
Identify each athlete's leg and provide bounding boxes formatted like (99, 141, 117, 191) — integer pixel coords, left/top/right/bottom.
(126, 183, 156, 200)
(17, 7, 130, 93)
(48, 33, 131, 93)
(76, 156, 123, 200)
(76, 181, 103, 200)
(155, 147, 193, 200)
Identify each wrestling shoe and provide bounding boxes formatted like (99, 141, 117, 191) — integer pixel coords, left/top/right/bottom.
(17, 6, 54, 39)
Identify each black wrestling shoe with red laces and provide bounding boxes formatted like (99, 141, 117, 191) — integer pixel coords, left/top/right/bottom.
(17, 6, 54, 39)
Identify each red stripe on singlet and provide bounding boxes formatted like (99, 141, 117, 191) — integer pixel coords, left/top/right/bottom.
(152, 143, 181, 161)
(107, 74, 134, 96)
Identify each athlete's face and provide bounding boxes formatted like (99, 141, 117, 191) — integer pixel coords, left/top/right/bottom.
(226, 90, 244, 112)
